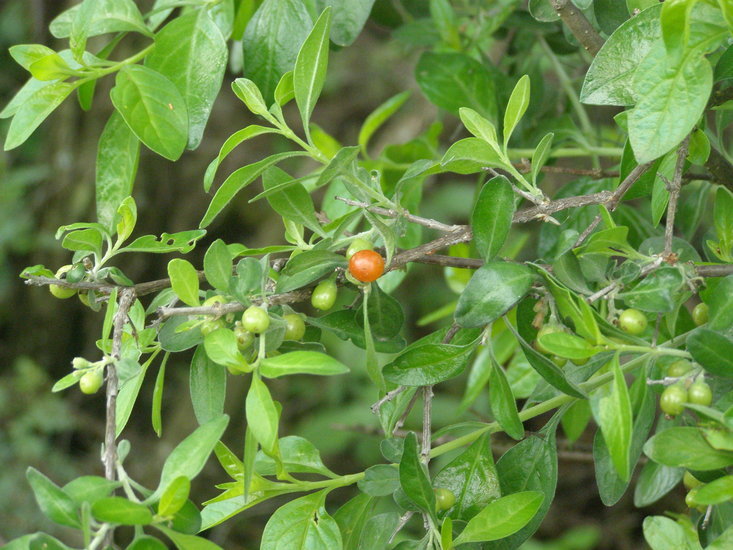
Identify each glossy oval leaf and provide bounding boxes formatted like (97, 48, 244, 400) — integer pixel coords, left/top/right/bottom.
(294, 8, 331, 131)
(110, 65, 188, 161)
(643, 427, 733, 470)
(167, 258, 200, 307)
(687, 328, 733, 378)
(454, 491, 544, 544)
(471, 176, 514, 261)
(259, 351, 349, 378)
(91, 497, 153, 525)
(260, 491, 342, 549)
(383, 341, 477, 386)
(455, 261, 534, 328)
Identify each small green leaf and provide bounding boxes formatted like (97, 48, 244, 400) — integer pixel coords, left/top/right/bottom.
(246, 376, 280, 456)
(26, 468, 80, 528)
(595, 355, 633, 481)
(259, 351, 349, 378)
(263, 166, 326, 237)
(471, 176, 515, 260)
(260, 491, 342, 549)
(167, 258, 200, 307)
(693, 474, 733, 505)
(441, 138, 505, 175)
(503, 75, 530, 148)
(642, 516, 692, 550)
(127, 536, 169, 550)
(275, 250, 347, 292)
(687, 328, 733, 378)
(203, 239, 232, 293)
(454, 491, 544, 544)
(158, 476, 191, 517)
(255, 435, 337, 478)
(231, 78, 271, 118)
(91, 497, 153, 525)
(644, 427, 733, 470)
(122, 230, 206, 254)
(358, 465, 400, 497)
(293, 8, 331, 132)
(4, 81, 74, 150)
(157, 525, 224, 550)
(531, 133, 554, 185)
(110, 65, 188, 161)
(489, 357, 524, 440)
(204, 125, 278, 191)
(204, 328, 250, 371)
(399, 433, 436, 521)
(383, 341, 477, 386)
(359, 91, 411, 155)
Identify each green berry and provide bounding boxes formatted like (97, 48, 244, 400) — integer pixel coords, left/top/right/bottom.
(242, 306, 270, 334)
(346, 238, 374, 260)
(234, 322, 254, 350)
(434, 488, 456, 512)
(688, 380, 713, 407)
(79, 369, 104, 395)
(667, 359, 692, 378)
(618, 308, 647, 335)
(311, 280, 338, 311)
(49, 265, 77, 299)
(692, 303, 709, 326)
(660, 384, 687, 416)
(283, 314, 306, 341)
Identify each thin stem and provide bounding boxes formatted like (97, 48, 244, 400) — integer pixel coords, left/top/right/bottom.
(334, 196, 460, 233)
(507, 146, 623, 160)
(548, 0, 605, 55)
(421, 386, 434, 464)
(663, 137, 691, 259)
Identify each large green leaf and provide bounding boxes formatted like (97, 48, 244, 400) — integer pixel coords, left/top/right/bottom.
(644, 427, 733, 470)
(433, 433, 501, 521)
(263, 166, 325, 237)
(383, 340, 477, 386)
(4, 81, 74, 150)
(415, 51, 497, 121)
(91, 497, 153, 525)
(246, 376, 280, 456)
(471, 176, 515, 260)
(687, 328, 733, 377)
(453, 491, 544, 544)
(259, 351, 349, 378)
(146, 9, 228, 149)
(189, 345, 226, 425)
(455, 261, 534, 328)
(315, 0, 375, 46)
(399, 433, 436, 521)
(581, 4, 662, 105)
(260, 491, 342, 549)
(50, 0, 152, 40)
(95, 112, 140, 230)
(594, 355, 633, 481)
(294, 8, 331, 132)
(642, 516, 696, 550)
(242, 0, 313, 100)
(26, 468, 80, 528)
(110, 65, 188, 161)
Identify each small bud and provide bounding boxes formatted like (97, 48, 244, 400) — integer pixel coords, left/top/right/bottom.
(72, 357, 91, 370)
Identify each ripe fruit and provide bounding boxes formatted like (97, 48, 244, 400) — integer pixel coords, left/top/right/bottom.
(535, 324, 565, 355)
(79, 369, 104, 394)
(348, 250, 385, 283)
(618, 308, 647, 335)
(346, 238, 374, 260)
(49, 265, 77, 299)
(434, 488, 456, 511)
(311, 279, 338, 311)
(667, 359, 692, 378)
(660, 384, 687, 416)
(692, 303, 709, 326)
(242, 306, 270, 334)
(688, 380, 713, 406)
(683, 471, 702, 491)
(283, 313, 306, 341)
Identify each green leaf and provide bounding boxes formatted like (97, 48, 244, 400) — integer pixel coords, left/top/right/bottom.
(531, 132, 554, 186)
(399, 432, 436, 521)
(62, 476, 120, 505)
(275, 250, 347, 292)
(50, 0, 152, 39)
(714, 187, 733, 259)
(644, 427, 733, 469)
(660, 0, 696, 54)
(693, 475, 733, 505)
(246, 376, 280, 456)
(383, 340, 477, 386)
(454, 491, 544, 544)
(503, 75, 530, 148)
(29, 53, 73, 81)
(356, 282, 404, 339)
(618, 267, 684, 313)
(204, 125, 278, 191)
(242, 0, 314, 100)
(27, 533, 72, 550)
(4, 81, 74, 150)
(594, 356, 633, 481)
(434, 433, 501, 521)
(629, 24, 724, 162)
(122, 229, 206, 254)
(294, 8, 331, 132)
(260, 491, 342, 549)
(536, 332, 598, 360)
(167, 258, 200, 307)
(204, 328, 249, 371)
(157, 526, 224, 550)
(200, 151, 309, 228)
(190, 345, 227, 425)
(155, 414, 230, 499)
(127, 536, 169, 550)
(274, 70, 295, 106)
(633, 460, 683, 507)
(334, 493, 375, 549)
(263, 166, 326, 237)
(357, 465, 400, 497)
(471, 176, 515, 260)
(255, 435, 337, 478)
(643, 516, 694, 550)
(26, 467, 80, 528)
(358, 91, 411, 155)
(358, 512, 400, 550)
(91, 497, 153, 525)
(9, 44, 56, 70)
(415, 51, 497, 121)
(231, 77, 272, 118)
(114, 194, 138, 250)
(110, 65, 188, 161)
(687, 328, 733, 378)
(489, 357, 524, 440)
(581, 5, 662, 105)
(455, 261, 534, 328)
(459, 107, 499, 146)
(61, 227, 103, 255)
(152, 356, 166, 437)
(145, 9, 228, 149)
(203, 239, 233, 293)
(158, 476, 191, 517)
(259, 351, 349, 378)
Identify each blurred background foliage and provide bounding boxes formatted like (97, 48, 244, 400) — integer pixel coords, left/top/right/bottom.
(0, 1, 694, 548)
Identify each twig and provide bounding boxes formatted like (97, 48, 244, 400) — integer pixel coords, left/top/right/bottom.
(334, 196, 460, 233)
(421, 386, 434, 464)
(393, 390, 421, 435)
(573, 216, 602, 248)
(103, 287, 136, 548)
(587, 257, 663, 303)
(389, 512, 414, 544)
(548, 0, 604, 55)
(663, 137, 691, 259)
(371, 385, 408, 414)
